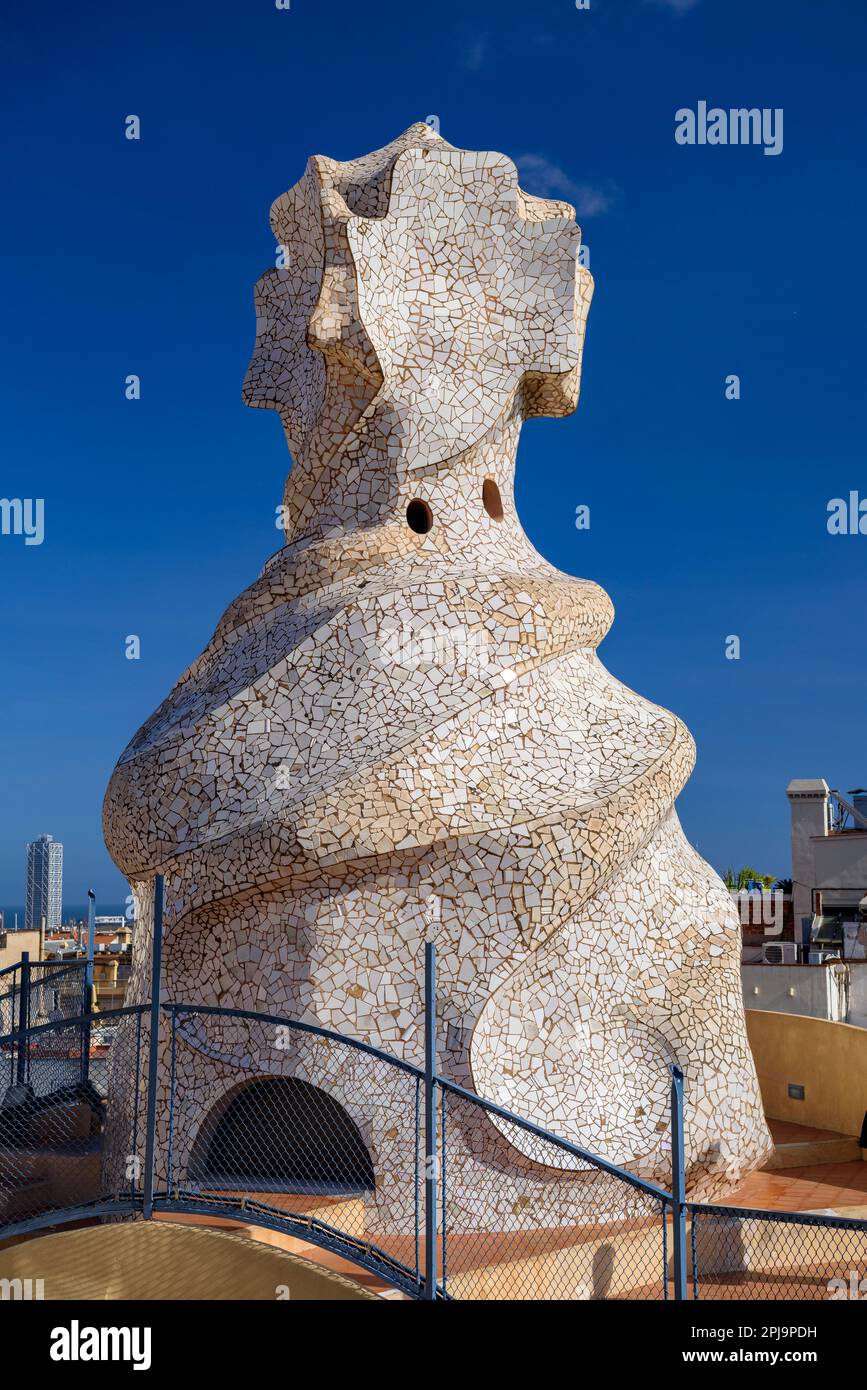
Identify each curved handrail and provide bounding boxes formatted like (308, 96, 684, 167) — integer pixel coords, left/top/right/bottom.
(0, 1200, 140, 1246)
(164, 1002, 425, 1079)
(0, 996, 674, 1300)
(0, 958, 86, 980)
(154, 1190, 436, 1298)
(436, 1075, 673, 1203)
(1, 1001, 671, 1198)
(690, 1200, 867, 1230)
(4, 997, 867, 1301)
(166, 1002, 672, 1200)
(0, 1002, 147, 1046)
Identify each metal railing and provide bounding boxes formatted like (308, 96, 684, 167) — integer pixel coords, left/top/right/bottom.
(2, 991, 867, 1299)
(435, 1075, 673, 1299)
(1, 878, 866, 1300)
(0, 1003, 146, 1236)
(0, 956, 89, 1076)
(687, 1203, 867, 1300)
(161, 1001, 428, 1297)
(0, 972, 673, 1296)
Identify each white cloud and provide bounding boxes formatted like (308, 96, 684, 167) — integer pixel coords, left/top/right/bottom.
(459, 32, 489, 71)
(513, 154, 617, 217)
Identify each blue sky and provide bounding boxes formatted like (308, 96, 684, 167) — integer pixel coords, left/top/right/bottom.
(1, 0, 865, 908)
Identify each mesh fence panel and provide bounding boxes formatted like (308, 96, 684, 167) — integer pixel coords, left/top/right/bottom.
(163, 1009, 424, 1292)
(0, 1007, 146, 1232)
(690, 1205, 867, 1300)
(0, 983, 18, 1042)
(27, 962, 88, 1030)
(5, 989, 867, 1302)
(0, 963, 88, 1050)
(438, 1085, 671, 1300)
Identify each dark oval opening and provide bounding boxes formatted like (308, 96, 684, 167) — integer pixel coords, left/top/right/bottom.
(482, 478, 504, 521)
(189, 1077, 375, 1196)
(406, 499, 433, 534)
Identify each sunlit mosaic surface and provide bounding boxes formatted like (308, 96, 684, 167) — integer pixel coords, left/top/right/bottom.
(104, 124, 771, 1212)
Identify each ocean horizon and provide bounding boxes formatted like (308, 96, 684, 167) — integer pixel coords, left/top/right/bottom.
(1, 905, 128, 928)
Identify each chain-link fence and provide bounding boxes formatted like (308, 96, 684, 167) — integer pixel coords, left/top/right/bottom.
(689, 1204, 867, 1300)
(156, 1009, 673, 1299)
(0, 960, 88, 1044)
(1, 967, 89, 1098)
(0, 979, 17, 1039)
(160, 1006, 427, 1296)
(0, 1005, 146, 1234)
(3, 972, 867, 1301)
(27, 961, 89, 1031)
(437, 1080, 672, 1299)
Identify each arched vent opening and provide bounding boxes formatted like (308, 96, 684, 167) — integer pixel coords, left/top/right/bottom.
(189, 1077, 375, 1196)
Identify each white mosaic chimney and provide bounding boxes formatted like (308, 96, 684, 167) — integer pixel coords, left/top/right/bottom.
(104, 126, 771, 1212)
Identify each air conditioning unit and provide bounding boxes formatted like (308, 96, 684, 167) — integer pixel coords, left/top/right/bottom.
(808, 951, 824, 965)
(762, 942, 798, 965)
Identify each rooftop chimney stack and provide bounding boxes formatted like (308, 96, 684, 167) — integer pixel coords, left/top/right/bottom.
(787, 779, 830, 930)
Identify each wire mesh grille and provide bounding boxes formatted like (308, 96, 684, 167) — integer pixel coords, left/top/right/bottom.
(27, 962, 89, 1029)
(164, 1009, 425, 1291)
(0, 984, 17, 1039)
(4, 988, 867, 1302)
(690, 1206, 867, 1300)
(0, 1006, 146, 1230)
(0, 962, 87, 1039)
(438, 1085, 671, 1299)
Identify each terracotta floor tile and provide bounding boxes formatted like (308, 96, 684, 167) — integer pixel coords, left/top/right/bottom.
(722, 1160, 867, 1214)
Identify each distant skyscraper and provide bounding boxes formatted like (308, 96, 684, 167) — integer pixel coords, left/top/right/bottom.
(25, 834, 63, 932)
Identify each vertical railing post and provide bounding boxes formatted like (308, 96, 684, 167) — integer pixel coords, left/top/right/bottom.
(142, 875, 165, 1219)
(16, 952, 30, 1087)
(80, 890, 96, 1086)
(424, 941, 438, 1300)
(166, 1009, 177, 1198)
(670, 1063, 688, 1300)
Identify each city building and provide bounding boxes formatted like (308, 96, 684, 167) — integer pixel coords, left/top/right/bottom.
(24, 833, 63, 934)
(738, 888, 795, 963)
(94, 915, 133, 947)
(741, 780, 867, 1028)
(787, 780, 867, 958)
(0, 928, 42, 971)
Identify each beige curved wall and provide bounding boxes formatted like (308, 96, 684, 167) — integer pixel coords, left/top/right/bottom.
(746, 1008, 867, 1138)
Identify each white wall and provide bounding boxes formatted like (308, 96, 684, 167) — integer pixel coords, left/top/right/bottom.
(787, 781, 829, 928)
(813, 833, 867, 892)
(742, 962, 867, 1026)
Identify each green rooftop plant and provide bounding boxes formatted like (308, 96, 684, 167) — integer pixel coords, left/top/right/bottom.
(723, 866, 777, 892)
